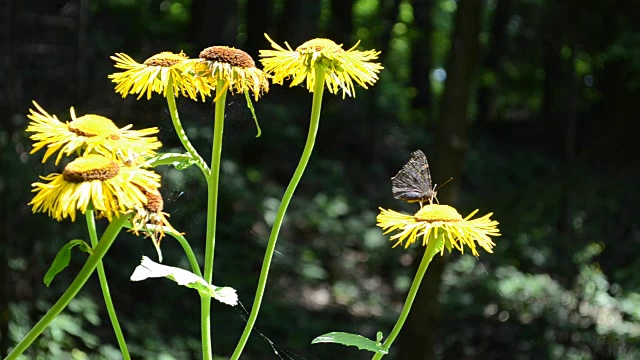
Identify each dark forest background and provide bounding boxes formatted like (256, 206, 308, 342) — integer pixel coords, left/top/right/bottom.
(2, 0, 640, 359)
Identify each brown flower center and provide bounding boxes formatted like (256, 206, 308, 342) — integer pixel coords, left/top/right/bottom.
(143, 189, 164, 213)
(63, 154, 119, 183)
(199, 46, 255, 68)
(143, 51, 188, 67)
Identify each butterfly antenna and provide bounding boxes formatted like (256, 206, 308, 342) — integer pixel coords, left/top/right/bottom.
(433, 177, 454, 192)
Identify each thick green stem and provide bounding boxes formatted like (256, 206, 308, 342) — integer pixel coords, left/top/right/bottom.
(85, 211, 130, 360)
(6, 216, 128, 360)
(199, 292, 212, 360)
(166, 78, 210, 178)
(200, 80, 228, 360)
(371, 234, 444, 359)
(230, 67, 327, 359)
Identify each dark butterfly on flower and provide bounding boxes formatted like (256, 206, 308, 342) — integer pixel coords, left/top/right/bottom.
(391, 150, 437, 206)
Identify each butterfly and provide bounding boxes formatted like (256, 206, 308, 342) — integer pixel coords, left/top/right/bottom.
(391, 150, 437, 206)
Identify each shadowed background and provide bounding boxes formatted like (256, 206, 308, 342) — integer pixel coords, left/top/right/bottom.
(1, 0, 640, 359)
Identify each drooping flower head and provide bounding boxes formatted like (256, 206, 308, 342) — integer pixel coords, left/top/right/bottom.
(30, 154, 162, 222)
(26, 101, 161, 165)
(130, 188, 176, 261)
(260, 34, 383, 98)
(186, 46, 269, 101)
(377, 204, 500, 256)
(109, 51, 211, 100)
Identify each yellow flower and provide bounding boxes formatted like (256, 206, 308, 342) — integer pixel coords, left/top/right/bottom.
(260, 34, 383, 98)
(377, 204, 500, 256)
(26, 101, 161, 165)
(109, 51, 211, 100)
(185, 46, 269, 100)
(29, 154, 162, 222)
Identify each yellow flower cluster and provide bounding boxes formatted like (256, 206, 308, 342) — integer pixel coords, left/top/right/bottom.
(28, 35, 384, 240)
(107, 34, 382, 101)
(26, 101, 169, 236)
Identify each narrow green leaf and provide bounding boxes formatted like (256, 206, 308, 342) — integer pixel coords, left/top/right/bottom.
(311, 331, 388, 354)
(244, 90, 262, 137)
(43, 239, 92, 287)
(144, 153, 196, 170)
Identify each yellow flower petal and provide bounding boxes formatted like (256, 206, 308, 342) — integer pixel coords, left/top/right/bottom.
(260, 34, 383, 98)
(109, 51, 211, 101)
(377, 204, 500, 256)
(26, 101, 161, 164)
(29, 154, 162, 221)
(184, 46, 269, 101)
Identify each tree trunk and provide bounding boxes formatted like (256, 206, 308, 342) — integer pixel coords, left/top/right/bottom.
(378, 0, 402, 59)
(328, 0, 354, 43)
(188, 0, 237, 50)
(276, 0, 321, 45)
(397, 0, 483, 358)
(245, 0, 270, 56)
(410, 0, 434, 115)
(476, 0, 511, 125)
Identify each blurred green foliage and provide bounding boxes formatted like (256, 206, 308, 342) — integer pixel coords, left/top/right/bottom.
(2, 0, 640, 359)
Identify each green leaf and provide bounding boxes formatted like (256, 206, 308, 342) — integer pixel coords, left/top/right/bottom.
(43, 239, 91, 287)
(144, 153, 196, 170)
(130, 256, 238, 306)
(311, 331, 388, 354)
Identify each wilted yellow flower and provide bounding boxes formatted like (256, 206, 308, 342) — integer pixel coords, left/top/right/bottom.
(130, 189, 171, 238)
(260, 34, 383, 98)
(185, 46, 269, 100)
(130, 189, 176, 260)
(377, 204, 500, 256)
(109, 51, 211, 100)
(26, 101, 161, 165)
(30, 154, 162, 222)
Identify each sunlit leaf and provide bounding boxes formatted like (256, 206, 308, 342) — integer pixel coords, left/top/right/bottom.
(144, 153, 196, 170)
(44, 239, 91, 287)
(130, 256, 237, 306)
(311, 331, 388, 354)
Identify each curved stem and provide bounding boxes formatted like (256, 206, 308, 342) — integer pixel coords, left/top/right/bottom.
(119, 222, 201, 278)
(200, 79, 228, 360)
(165, 229, 202, 278)
(230, 67, 327, 359)
(85, 211, 130, 360)
(371, 234, 444, 360)
(6, 216, 128, 360)
(166, 78, 210, 178)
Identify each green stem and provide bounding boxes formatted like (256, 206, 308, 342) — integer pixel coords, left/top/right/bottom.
(200, 79, 228, 360)
(199, 292, 212, 360)
(371, 234, 444, 360)
(230, 67, 327, 359)
(85, 210, 130, 360)
(166, 78, 210, 178)
(119, 222, 201, 278)
(6, 216, 128, 360)
(166, 229, 202, 278)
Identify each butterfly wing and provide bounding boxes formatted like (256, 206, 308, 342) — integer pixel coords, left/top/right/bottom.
(391, 150, 435, 203)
